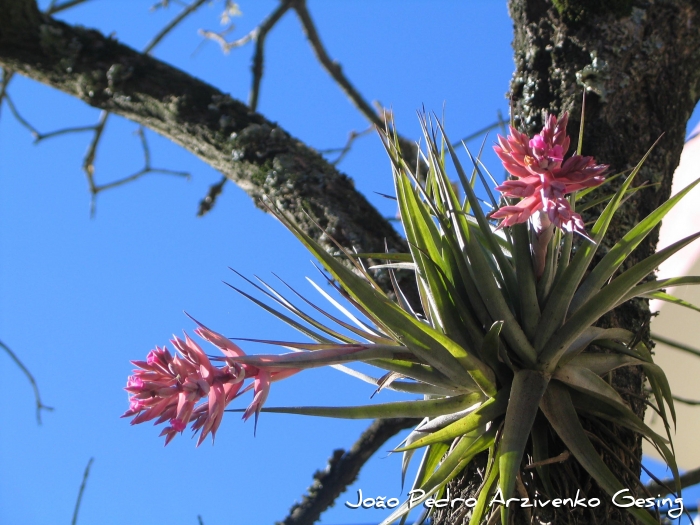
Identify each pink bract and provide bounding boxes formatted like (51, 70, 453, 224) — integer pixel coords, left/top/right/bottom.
(123, 323, 300, 446)
(492, 113, 607, 236)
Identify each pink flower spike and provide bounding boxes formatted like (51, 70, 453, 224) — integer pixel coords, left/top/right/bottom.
(125, 322, 296, 445)
(492, 113, 607, 237)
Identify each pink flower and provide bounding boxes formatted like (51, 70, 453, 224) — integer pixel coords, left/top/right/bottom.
(492, 113, 607, 237)
(123, 323, 299, 446)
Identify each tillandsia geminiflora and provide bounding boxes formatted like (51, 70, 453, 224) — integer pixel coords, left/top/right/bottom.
(124, 109, 700, 525)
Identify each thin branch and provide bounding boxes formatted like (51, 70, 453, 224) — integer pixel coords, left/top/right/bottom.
(293, 0, 381, 129)
(652, 333, 700, 358)
(292, 0, 424, 175)
(71, 457, 94, 525)
(276, 417, 419, 525)
(82, 110, 109, 215)
(525, 450, 570, 469)
(46, 0, 93, 16)
(249, 0, 294, 111)
(0, 67, 14, 117)
(197, 175, 228, 217)
(3, 92, 41, 139)
(197, 515, 204, 525)
(451, 111, 507, 147)
(35, 124, 98, 142)
(318, 126, 373, 166)
(144, 0, 209, 55)
(0, 339, 53, 425)
(646, 466, 700, 497)
(90, 126, 189, 208)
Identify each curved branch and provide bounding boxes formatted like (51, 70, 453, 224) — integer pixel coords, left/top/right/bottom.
(0, 2, 411, 287)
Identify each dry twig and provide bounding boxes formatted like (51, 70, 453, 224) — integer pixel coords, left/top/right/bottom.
(0, 339, 53, 424)
(71, 457, 94, 525)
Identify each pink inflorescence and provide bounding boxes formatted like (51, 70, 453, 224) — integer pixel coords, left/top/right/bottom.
(122, 323, 297, 446)
(491, 113, 608, 236)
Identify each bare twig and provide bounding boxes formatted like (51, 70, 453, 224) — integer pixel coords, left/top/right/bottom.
(197, 175, 228, 217)
(197, 515, 204, 525)
(249, 0, 294, 111)
(452, 111, 506, 147)
(46, 0, 93, 16)
(0, 339, 53, 425)
(277, 417, 419, 525)
(35, 124, 98, 142)
(71, 457, 94, 525)
(144, 0, 209, 55)
(292, 0, 425, 174)
(293, 0, 381, 129)
(0, 67, 14, 117)
(318, 126, 373, 166)
(95, 127, 189, 199)
(652, 333, 700, 358)
(200, 1, 295, 111)
(3, 92, 41, 139)
(82, 110, 109, 214)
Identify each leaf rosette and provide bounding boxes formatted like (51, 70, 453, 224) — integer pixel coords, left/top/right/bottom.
(126, 109, 699, 525)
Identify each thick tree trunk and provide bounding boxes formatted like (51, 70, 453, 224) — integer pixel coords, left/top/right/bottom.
(434, 1, 700, 524)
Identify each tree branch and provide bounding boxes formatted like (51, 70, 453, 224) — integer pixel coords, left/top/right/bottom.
(144, 0, 208, 55)
(646, 466, 700, 498)
(249, 0, 294, 112)
(277, 417, 419, 525)
(292, 0, 422, 175)
(0, 339, 53, 424)
(71, 457, 94, 525)
(0, 2, 411, 288)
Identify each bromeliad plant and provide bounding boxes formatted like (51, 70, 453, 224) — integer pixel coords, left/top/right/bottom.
(124, 111, 700, 524)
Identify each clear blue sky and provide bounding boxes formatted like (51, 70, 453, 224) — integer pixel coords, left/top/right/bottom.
(0, 2, 698, 525)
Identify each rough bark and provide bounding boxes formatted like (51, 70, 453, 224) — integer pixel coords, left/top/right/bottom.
(433, 1, 700, 524)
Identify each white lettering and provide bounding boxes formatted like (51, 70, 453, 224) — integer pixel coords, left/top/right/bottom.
(345, 489, 363, 509)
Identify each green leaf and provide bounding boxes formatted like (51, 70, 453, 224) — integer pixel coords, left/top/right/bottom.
(268, 202, 497, 396)
(351, 253, 414, 262)
(553, 364, 627, 409)
(570, 176, 700, 314)
(379, 427, 496, 525)
(256, 392, 483, 419)
(512, 223, 540, 339)
(469, 450, 500, 525)
(499, 370, 550, 525)
(539, 231, 700, 372)
(409, 441, 450, 494)
(530, 417, 556, 497)
(540, 383, 661, 525)
(618, 276, 700, 306)
(535, 149, 651, 352)
(643, 291, 700, 313)
(397, 387, 509, 451)
(567, 353, 643, 376)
